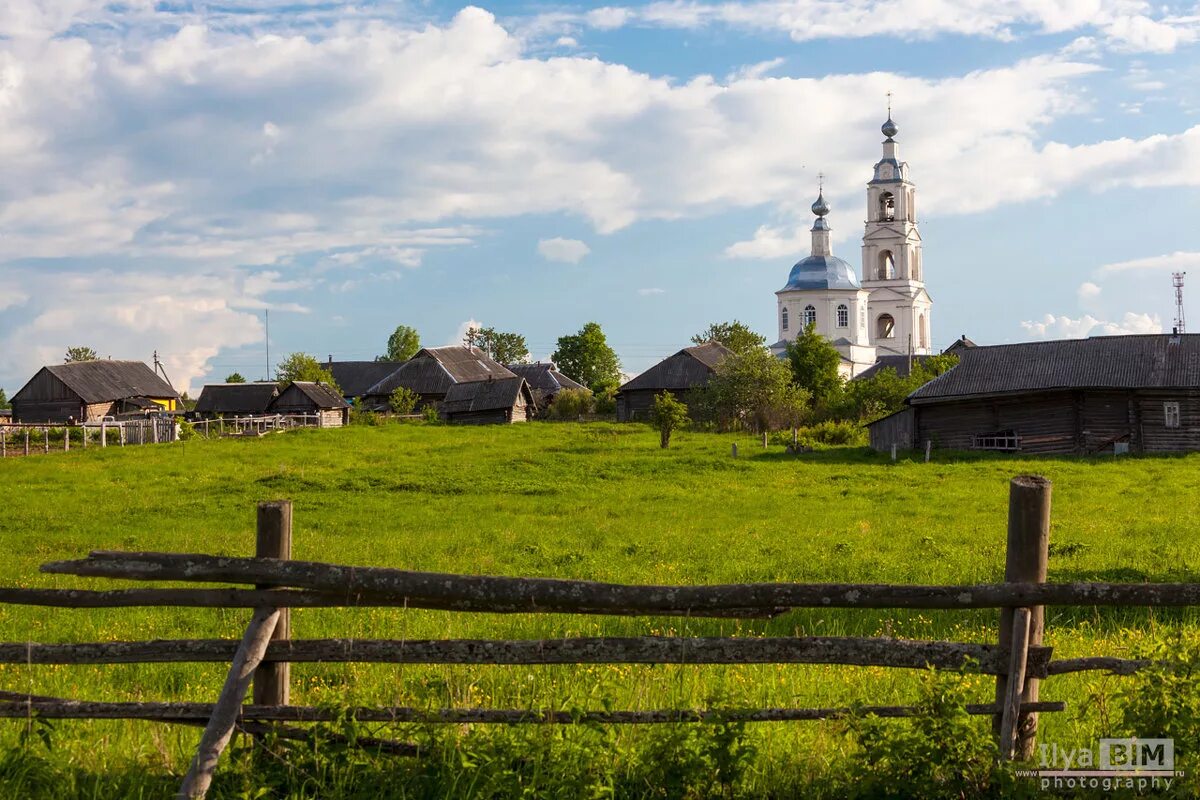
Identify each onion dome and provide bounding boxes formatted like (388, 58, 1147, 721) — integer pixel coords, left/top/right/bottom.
(881, 116, 898, 139)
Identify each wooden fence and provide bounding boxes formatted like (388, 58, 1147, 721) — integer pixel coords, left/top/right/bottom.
(0, 476, 1195, 798)
(190, 414, 324, 438)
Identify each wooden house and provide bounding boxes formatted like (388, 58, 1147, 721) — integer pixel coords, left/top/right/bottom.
(616, 342, 733, 422)
(193, 383, 279, 418)
(10, 360, 180, 423)
(268, 382, 350, 427)
(360, 347, 515, 410)
(867, 334, 1200, 455)
(440, 377, 533, 424)
(505, 362, 586, 415)
(325, 360, 404, 403)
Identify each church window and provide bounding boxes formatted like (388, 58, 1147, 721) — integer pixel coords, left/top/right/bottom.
(919, 313, 928, 348)
(836, 304, 848, 327)
(781, 306, 789, 331)
(876, 314, 895, 339)
(803, 305, 816, 328)
(879, 192, 895, 222)
(913, 250, 921, 281)
(878, 251, 895, 280)
(1165, 402, 1181, 428)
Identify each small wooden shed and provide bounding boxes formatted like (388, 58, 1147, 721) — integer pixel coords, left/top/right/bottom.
(440, 377, 533, 424)
(360, 346, 515, 410)
(268, 382, 350, 427)
(616, 342, 733, 422)
(10, 360, 180, 423)
(505, 362, 586, 415)
(193, 383, 279, 418)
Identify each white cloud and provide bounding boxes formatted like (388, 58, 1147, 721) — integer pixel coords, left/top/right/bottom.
(726, 57, 785, 82)
(537, 237, 592, 263)
(1020, 311, 1163, 339)
(1077, 281, 1102, 306)
(1100, 251, 1200, 274)
(638, 287, 666, 295)
(449, 318, 483, 347)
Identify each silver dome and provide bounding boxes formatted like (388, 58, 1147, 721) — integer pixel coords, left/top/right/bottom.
(882, 117, 898, 139)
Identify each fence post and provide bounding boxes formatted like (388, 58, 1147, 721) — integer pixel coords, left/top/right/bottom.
(82, 426, 87, 449)
(890, 443, 896, 461)
(253, 501, 292, 708)
(731, 443, 738, 458)
(100, 423, 107, 448)
(924, 440, 931, 463)
(43, 428, 49, 454)
(1, 430, 5, 458)
(994, 475, 1051, 760)
(24, 429, 30, 456)
(64, 427, 70, 452)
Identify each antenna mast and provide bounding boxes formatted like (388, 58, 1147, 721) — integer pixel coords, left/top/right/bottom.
(265, 309, 271, 381)
(1173, 272, 1186, 334)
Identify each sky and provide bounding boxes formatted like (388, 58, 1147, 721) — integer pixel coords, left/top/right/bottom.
(1, 0, 1199, 394)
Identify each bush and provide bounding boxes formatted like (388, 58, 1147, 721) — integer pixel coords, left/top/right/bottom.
(176, 419, 197, 441)
(548, 388, 595, 420)
(650, 392, 688, 448)
(594, 384, 618, 416)
(796, 420, 866, 447)
(388, 386, 419, 415)
(421, 405, 441, 423)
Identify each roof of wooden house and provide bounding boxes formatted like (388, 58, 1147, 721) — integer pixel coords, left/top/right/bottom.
(853, 354, 940, 381)
(12, 360, 180, 404)
(326, 361, 403, 397)
(908, 334, 1200, 404)
(364, 347, 514, 397)
(269, 381, 351, 410)
(441, 377, 531, 415)
(194, 382, 280, 414)
(505, 362, 586, 395)
(619, 342, 734, 393)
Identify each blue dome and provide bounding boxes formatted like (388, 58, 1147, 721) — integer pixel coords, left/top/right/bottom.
(782, 255, 861, 291)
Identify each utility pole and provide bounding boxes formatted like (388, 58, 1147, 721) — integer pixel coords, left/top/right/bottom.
(265, 309, 271, 381)
(1173, 272, 1186, 334)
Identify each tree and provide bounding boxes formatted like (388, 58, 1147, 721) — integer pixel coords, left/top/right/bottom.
(224, 372, 246, 384)
(691, 321, 766, 356)
(838, 353, 959, 422)
(464, 326, 530, 364)
(703, 348, 810, 433)
(548, 388, 595, 420)
(64, 346, 97, 363)
(0, 388, 8, 410)
(551, 322, 622, 393)
(381, 325, 421, 362)
(389, 386, 419, 415)
(275, 353, 341, 392)
(651, 392, 688, 448)
(784, 323, 844, 408)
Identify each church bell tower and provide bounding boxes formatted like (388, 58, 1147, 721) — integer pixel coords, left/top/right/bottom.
(860, 111, 933, 356)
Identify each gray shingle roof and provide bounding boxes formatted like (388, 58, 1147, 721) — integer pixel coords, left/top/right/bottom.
(270, 381, 350, 410)
(365, 347, 514, 396)
(853, 354, 938, 381)
(620, 342, 734, 393)
(909, 334, 1200, 403)
(441, 377, 529, 414)
(194, 383, 279, 414)
(327, 361, 403, 398)
(16, 360, 180, 404)
(505, 363, 586, 395)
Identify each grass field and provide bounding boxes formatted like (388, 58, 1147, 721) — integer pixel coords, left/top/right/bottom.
(1, 422, 1199, 797)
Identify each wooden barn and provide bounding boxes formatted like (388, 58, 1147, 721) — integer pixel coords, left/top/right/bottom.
(616, 342, 733, 422)
(505, 362, 586, 415)
(360, 346, 515, 410)
(440, 377, 533, 424)
(325, 360, 404, 403)
(867, 334, 1200, 455)
(193, 383, 280, 418)
(10, 360, 180, 423)
(268, 382, 350, 427)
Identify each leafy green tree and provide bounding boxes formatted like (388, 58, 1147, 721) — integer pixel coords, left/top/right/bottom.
(691, 321, 767, 356)
(548, 388, 595, 420)
(464, 326, 530, 364)
(552, 322, 622, 393)
(388, 386, 419, 415)
(839, 353, 959, 422)
(381, 325, 421, 362)
(224, 372, 246, 384)
(651, 392, 688, 448)
(275, 353, 341, 392)
(0, 388, 8, 409)
(703, 348, 810, 433)
(785, 323, 844, 408)
(64, 346, 97, 363)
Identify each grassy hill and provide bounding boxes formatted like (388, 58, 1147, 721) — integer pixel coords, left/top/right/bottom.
(1, 422, 1198, 797)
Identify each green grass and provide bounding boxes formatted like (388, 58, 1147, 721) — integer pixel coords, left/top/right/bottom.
(1, 422, 1199, 797)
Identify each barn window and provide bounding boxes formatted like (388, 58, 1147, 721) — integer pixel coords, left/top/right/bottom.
(836, 304, 849, 327)
(803, 305, 816, 328)
(876, 313, 895, 339)
(1165, 401, 1181, 428)
(974, 430, 1020, 451)
(781, 306, 789, 331)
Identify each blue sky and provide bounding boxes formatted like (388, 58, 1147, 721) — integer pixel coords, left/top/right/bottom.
(1, 0, 1199, 392)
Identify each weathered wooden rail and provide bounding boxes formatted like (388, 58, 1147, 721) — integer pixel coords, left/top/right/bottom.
(0, 476, 1195, 799)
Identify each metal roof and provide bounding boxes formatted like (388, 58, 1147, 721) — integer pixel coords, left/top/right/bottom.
(326, 361, 403, 398)
(364, 346, 515, 397)
(505, 363, 586, 395)
(853, 354, 938, 381)
(620, 342, 733, 392)
(194, 382, 279, 414)
(908, 334, 1200, 403)
(780, 255, 861, 291)
(13, 360, 179, 404)
(441, 377, 530, 414)
(270, 381, 350, 410)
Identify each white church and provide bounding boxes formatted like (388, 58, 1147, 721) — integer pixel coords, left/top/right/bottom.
(770, 114, 933, 377)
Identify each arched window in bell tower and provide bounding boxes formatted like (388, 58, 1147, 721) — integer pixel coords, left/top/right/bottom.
(919, 313, 928, 348)
(876, 313, 895, 339)
(879, 191, 895, 222)
(781, 306, 789, 331)
(878, 250, 896, 280)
